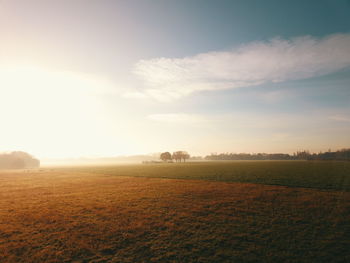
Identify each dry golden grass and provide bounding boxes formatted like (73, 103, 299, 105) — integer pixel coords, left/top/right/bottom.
(0, 169, 349, 262)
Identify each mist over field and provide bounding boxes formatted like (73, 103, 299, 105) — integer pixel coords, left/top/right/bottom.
(1, 0, 350, 262)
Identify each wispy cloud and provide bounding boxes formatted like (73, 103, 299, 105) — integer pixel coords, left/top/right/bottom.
(147, 110, 350, 131)
(147, 112, 300, 128)
(259, 89, 295, 103)
(329, 115, 350, 122)
(134, 33, 350, 101)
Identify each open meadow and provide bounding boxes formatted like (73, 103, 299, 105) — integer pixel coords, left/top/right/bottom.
(3, 1, 350, 262)
(0, 161, 349, 262)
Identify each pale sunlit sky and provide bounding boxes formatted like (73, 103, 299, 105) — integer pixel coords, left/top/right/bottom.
(1, 0, 350, 159)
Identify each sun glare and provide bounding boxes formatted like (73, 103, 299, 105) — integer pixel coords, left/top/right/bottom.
(0, 66, 120, 158)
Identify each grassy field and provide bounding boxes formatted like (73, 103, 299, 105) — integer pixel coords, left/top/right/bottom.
(0, 161, 349, 262)
(59, 161, 350, 191)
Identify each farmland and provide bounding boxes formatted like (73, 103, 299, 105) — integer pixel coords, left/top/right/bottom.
(0, 161, 349, 262)
(60, 161, 350, 191)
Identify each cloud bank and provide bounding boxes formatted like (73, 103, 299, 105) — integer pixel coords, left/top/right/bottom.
(134, 33, 350, 101)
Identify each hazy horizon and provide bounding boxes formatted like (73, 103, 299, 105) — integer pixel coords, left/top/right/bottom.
(1, 0, 350, 159)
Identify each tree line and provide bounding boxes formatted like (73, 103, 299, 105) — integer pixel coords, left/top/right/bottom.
(160, 151, 190, 162)
(0, 151, 40, 169)
(205, 148, 350, 161)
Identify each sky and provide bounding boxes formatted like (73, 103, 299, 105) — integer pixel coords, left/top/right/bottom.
(0, 0, 350, 159)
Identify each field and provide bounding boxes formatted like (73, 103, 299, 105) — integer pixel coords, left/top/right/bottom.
(0, 161, 349, 262)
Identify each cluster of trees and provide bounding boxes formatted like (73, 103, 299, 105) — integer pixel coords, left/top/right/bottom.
(160, 151, 190, 162)
(205, 149, 350, 161)
(205, 153, 291, 160)
(301, 149, 350, 161)
(0, 151, 40, 169)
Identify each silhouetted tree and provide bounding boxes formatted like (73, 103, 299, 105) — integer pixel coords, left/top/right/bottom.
(172, 151, 190, 162)
(11, 158, 25, 169)
(0, 151, 40, 169)
(182, 152, 190, 162)
(172, 151, 182, 162)
(205, 148, 350, 161)
(160, 152, 172, 162)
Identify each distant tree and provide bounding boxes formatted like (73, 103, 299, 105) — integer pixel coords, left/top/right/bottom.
(160, 152, 172, 162)
(11, 158, 25, 169)
(172, 151, 182, 162)
(182, 151, 190, 162)
(0, 151, 40, 169)
(296, 150, 311, 160)
(204, 148, 350, 161)
(172, 151, 190, 162)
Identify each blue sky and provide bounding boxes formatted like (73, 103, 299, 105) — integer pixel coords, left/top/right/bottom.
(0, 0, 349, 158)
